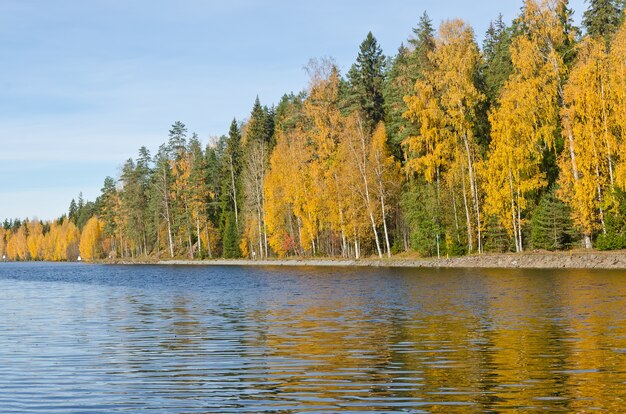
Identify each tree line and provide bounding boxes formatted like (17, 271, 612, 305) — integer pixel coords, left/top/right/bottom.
(2, 0, 626, 262)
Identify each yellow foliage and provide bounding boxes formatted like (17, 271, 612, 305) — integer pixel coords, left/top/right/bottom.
(612, 21, 626, 187)
(26, 220, 44, 260)
(0, 228, 5, 259)
(79, 217, 104, 261)
(559, 37, 616, 239)
(403, 19, 485, 253)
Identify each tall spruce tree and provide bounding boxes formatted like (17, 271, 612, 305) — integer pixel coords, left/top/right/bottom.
(409, 12, 435, 70)
(167, 121, 188, 156)
(68, 199, 78, 222)
(247, 96, 273, 144)
(530, 189, 577, 250)
(242, 97, 272, 258)
(220, 119, 243, 257)
(583, 0, 623, 40)
(482, 14, 513, 104)
(383, 12, 435, 160)
(222, 211, 241, 258)
(205, 140, 223, 228)
(347, 32, 386, 133)
(99, 176, 118, 249)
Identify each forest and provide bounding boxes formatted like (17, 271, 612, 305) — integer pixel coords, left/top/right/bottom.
(2, 0, 626, 262)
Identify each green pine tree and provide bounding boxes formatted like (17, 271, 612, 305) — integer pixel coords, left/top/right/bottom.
(483, 216, 514, 253)
(401, 180, 447, 257)
(167, 121, 188, 156)
(247, 96, 273, 145)
(583, 0, 623, 41)
(482, 14, 513, 105)
(220, 119, 243, 254)
(68, 199, 78, 222)
(596, 189, 626, 250)
(347, 31, 386, 133)
(383, 12, 435, 160)
(222, 211, 241, 258)
(530, 189, 577, 251)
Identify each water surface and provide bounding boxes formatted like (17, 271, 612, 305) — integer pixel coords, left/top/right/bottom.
(1, 262, 626, 412)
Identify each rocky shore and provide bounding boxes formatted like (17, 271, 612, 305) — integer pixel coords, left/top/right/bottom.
(104, 251, 626, 269)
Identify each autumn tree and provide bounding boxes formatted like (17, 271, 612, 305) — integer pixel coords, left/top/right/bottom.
(0, 227, 5, 259)
(404, 19, 486, 253)
(369, 122, 402, 257)
(6, 225, 27, 260)
(26, 219, 44, 260)
(264, 127, 305, 257)
(613, 20, 626, 187)
(485, 0, 576, 251)
(79, 216, 104, 261)
(559, 37, 615, 247)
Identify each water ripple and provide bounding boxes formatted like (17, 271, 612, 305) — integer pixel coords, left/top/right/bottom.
(1, 263, 626, 412)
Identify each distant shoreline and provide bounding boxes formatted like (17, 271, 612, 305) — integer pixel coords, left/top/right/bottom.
(99, 251, 626, 269)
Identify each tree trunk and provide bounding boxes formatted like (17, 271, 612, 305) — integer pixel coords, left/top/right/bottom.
(229, 153, 239, 229)
(508, 168, 520, 253)
(161, 166, 174, 258)
(196, 217, 202, 258)
(380, 194, 391, 258)
(463, 134, 482, 253)
(461, 170, 473, 253)
(205, 222, 212, 258)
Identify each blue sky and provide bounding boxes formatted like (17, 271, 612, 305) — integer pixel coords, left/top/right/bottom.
(0, 0, 585, 220)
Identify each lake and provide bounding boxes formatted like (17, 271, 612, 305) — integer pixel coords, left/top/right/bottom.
(1, 262, 625, 412)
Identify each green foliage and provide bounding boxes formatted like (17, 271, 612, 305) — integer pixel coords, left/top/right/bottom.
(219, 119, 243, 251)
(483, 216, 513, 253)
(99, 176, 117, 238)
(596, 188, 626, 250)
(167, 121, 188, 156)
(68, 199, 78, 222)
(530, 189, 577, 250)
(383, 12, 434, 160)
(408, 12, 435, 66)
(12, 2, 626, 261)
(247, 96, 274, 146)
(401, 180, 445, 257)
(222, 212, 241, 258)
(204, 142, 222, 225)
(583, 0, 623, 40)
(482, 14, 513, 105)
(73, 192, 96, 230)
(275, 92, 305, 134)
(347, 31, 386, 133)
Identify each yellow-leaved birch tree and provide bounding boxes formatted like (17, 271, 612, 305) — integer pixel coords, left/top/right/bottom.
(404, 19, 485, 253)
(559, 37, 616, 246)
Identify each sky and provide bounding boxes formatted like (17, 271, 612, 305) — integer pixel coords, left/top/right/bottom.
(0, 0, 586, 221)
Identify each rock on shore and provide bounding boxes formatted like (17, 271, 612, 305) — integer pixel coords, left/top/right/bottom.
(146, 252, 626, 269)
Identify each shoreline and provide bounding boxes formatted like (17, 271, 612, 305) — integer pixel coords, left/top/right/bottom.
(101, 251, 626, 269)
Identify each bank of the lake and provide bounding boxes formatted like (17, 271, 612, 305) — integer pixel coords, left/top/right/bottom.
(102, 251, 626, 269)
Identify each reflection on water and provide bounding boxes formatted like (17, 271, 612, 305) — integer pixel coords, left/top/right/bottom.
(1, 263, 626, 412)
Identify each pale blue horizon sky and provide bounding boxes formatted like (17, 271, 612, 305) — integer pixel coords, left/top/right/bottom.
(0, 0, 586, 220)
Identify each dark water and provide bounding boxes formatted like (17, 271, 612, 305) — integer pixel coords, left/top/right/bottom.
(1, 263, 626, 413)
